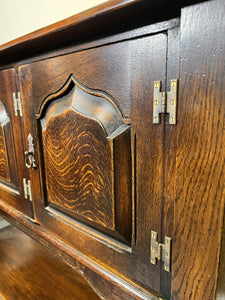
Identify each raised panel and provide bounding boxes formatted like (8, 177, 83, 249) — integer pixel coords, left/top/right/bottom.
(38, 75, 132, 242)
(42, 110, 115, 228)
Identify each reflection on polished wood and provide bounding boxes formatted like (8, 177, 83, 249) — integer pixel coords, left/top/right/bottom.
(0, 225, 100, 300)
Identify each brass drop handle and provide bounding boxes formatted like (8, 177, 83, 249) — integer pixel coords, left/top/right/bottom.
(24, 151, 36, 169)
(25, 133, 37, 169)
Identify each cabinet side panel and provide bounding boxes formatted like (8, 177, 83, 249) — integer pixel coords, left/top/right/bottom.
(172, 1, 225, 299)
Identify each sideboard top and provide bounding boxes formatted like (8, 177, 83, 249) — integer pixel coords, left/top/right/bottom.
(0, 0, 205, 64)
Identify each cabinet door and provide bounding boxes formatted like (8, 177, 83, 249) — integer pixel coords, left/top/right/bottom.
(0, 69, 32, 216)
(19, 32, 167, 294)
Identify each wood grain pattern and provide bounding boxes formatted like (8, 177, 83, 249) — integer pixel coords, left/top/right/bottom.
(0, 99, 18, 184)
(172, 1, 225, 299)
(113, 126, 132, 243)
(0, 206, 159, 300)
(43, 110, 114, 228)
(0, 225, 100, 300)
(2, 1, 225, 298)
(160, 26, 180, 299)
(39, 77, 132, 240)
(130, 33, 167, 292)
(19, 31, 169, 295)
(0, 125, 10, 181)
(0, 101, 10, 180)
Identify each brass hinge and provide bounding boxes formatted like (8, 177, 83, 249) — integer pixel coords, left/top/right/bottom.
(23, 178, 32, 201)
(150, 231, 172, 272)
(13, 92, 23, 117)
(153, 79, 178, 125)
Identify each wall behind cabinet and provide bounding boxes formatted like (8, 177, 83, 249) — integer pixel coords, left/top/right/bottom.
(0, 0, 105, 45)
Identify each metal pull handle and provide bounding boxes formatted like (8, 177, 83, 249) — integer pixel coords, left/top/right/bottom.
(24, 151, 36, 169)
(25, 133, 37, 169)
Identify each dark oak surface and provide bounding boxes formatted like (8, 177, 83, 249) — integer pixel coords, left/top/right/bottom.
(0, 207, 159, 300)
(161, 26, 180, 297)
(43, 110, 115, 228)
(19, 42, 134, 118)
(19, 29, 169, 295)
(0, 224, 100, 300)
(40, 85, 131, 237)
(0, 123, 10, 181)
(0, 70, 19, 188)
(0, 0, 224, 299)
(172, 1, 225, 299)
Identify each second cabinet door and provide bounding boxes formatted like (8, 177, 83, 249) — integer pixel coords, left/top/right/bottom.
(0, 69, 32, 217)
(19, 31, 168, 294)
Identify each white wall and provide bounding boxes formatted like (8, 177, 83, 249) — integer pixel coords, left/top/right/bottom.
(0, 0, 106, 45)
(0, 217, 9, 229)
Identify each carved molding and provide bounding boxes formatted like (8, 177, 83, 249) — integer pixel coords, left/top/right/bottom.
(37, 74, 130, 136)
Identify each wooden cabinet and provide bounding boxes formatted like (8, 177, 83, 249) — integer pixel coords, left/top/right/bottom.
(0, 0, 224, 299)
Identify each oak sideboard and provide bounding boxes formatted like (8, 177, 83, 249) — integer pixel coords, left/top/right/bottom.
(0, 0, 224, 299)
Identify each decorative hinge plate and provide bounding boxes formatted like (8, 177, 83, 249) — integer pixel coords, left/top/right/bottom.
(13, 92, 23, 116)
(150, 231, 172, 272)
(153, 79, 178, 125)
(23, 178, 32, 201)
